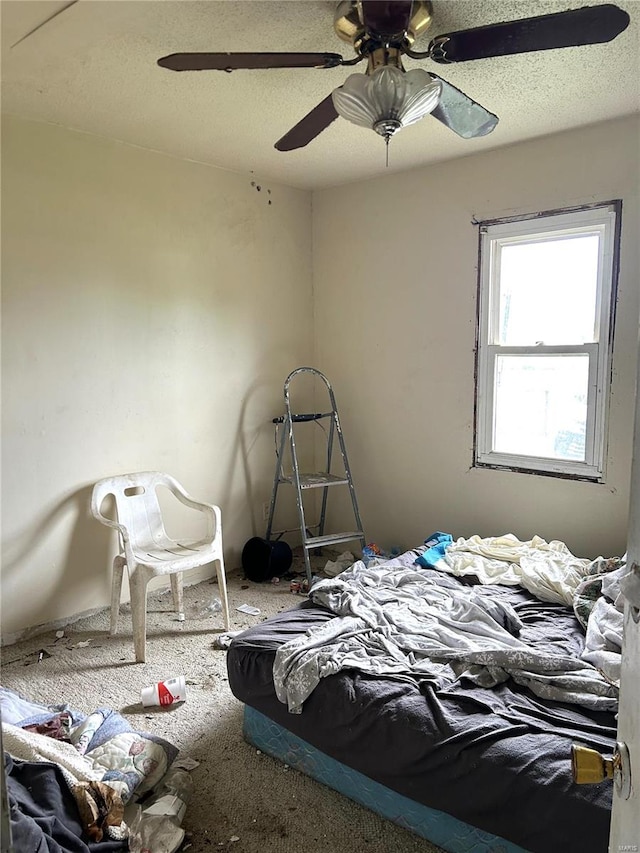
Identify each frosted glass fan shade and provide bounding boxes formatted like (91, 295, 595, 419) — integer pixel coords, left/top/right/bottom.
(332, 66, 442, 137)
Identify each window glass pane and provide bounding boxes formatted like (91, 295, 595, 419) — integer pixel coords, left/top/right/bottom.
(493, 355, 589, 461)
(498, 235, 599, 345)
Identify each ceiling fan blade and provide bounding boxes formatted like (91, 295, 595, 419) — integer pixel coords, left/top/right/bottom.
(275, 93, 339, 151)
(428, 4, 631, 64)
(361, 0, 414, 38)
(158, 52, 345, 72)
(429, 75, 498, 139)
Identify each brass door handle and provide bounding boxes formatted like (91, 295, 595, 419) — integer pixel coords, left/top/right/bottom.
(571, 742, 632, 799)
(571, 744, 614, 783)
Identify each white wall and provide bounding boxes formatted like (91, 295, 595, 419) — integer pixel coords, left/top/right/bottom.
(2, 114, 638, 641)
(312, 116, 640, 560)
(1, 115, 313, 640)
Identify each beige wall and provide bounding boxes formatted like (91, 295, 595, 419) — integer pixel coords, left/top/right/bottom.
(1, 115, 313, 640)
(312, 116, 640, 560)
(2, 114, 639, 641)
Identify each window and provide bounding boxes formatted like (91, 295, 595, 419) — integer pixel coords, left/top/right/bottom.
(475, 202, 620, 481)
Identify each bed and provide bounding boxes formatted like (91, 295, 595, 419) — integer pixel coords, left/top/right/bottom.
(226, 536, 624, 853)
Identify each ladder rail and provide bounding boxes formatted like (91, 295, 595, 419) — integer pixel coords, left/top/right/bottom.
(318, 415, 336, 538)
(286, 409, 311, 576)
(333, 409, 365, 539)
(265, 418, 289, 541)
(268, 367, 365, 583)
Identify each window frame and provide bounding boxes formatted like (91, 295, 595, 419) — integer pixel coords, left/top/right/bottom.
(474, 202, 621, 481)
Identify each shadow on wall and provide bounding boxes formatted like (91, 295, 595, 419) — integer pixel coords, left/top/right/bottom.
(217, 374, 290, 556)
(1, 391, 262, 643)
(1, 485, 113, 640)
(1, 369, 299, 639)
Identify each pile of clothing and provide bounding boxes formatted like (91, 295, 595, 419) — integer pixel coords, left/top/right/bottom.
(1, 687, 192, 853)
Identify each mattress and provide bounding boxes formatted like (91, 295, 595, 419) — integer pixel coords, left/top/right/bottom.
(243, 705, 528, 853)
(227, 553, 616, 853)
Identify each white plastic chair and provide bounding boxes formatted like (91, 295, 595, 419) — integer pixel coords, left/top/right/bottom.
(91, 471, 230, 662)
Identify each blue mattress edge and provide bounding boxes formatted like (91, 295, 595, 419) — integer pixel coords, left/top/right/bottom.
(242, 704, 531, 853)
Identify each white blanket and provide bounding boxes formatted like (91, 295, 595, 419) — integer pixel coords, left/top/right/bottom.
(2, 722, 104, 788)
(432, 534, 590, 606)
(581, 563, 631, 685)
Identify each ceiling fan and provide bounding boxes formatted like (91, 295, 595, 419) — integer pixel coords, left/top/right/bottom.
(157, 1, 630, 153)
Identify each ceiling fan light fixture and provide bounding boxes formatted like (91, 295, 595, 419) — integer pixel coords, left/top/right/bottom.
(332, 66, 442, 139)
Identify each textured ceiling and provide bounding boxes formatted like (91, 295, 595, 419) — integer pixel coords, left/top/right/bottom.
(1, 0, 639, 190)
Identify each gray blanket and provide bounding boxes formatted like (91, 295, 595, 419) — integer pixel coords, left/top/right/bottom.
(273, 555, 619, 714)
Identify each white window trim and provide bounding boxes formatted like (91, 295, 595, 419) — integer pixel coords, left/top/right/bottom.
(475, 203, 619, 481)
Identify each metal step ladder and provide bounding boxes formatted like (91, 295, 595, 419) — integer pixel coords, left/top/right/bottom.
(265, 367, 366, 584)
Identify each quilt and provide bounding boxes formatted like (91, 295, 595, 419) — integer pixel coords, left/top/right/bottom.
(1, 687, 179, 849)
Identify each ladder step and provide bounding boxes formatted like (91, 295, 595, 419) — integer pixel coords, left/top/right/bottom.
(281, 473, 349, 488)
(266, 368, 366, 586)
(304, 532, 365, 549)
(272, 412, 333, 424)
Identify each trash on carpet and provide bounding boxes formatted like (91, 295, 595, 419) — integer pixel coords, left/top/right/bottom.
(289, 576, 320, 594)
(194, 596, 223, 619)
(185, 595, 223, 621)
(127, 806, 185, 853)
(128, 759, 197, 852)
(323, 551, 355, 577)
(171, 756, 199, 772)
(141, 676, 187, 708)
(362, 543, 401, 568)
(236, 603, 261, 616)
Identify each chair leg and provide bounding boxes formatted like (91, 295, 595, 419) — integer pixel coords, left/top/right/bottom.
(110, 556, 126, 636)
(170, 573, 184, 617)
(129, 569, 150, 663)
(215, 556, 231, 630)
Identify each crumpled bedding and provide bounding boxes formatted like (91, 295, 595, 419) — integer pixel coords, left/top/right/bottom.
(575, 560, 629, 685)
(5, 752, 127, 853)
(3, 722, 106, 788)
(273, 549, 619, 715)
(419, 534, 628, 688)
(228, 562, 617, 853)
(1, 690, 177, 806)
(1, 686, 178, 848)
(417, 533, 591, 606)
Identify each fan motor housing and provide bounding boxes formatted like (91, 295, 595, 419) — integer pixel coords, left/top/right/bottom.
(334, 0, 434, 52)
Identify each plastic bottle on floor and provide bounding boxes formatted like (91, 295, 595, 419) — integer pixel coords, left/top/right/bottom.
(188, 595, 222, 620)
(160, 767, 194, 804)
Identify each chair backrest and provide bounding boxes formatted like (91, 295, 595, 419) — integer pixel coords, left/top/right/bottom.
(91, 471, 179, 549)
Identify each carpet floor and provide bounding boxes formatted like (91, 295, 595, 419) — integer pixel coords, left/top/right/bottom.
(1, 554, 445, 853)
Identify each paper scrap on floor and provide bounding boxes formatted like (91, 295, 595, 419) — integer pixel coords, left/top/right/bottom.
(236, 604, 260, 616)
